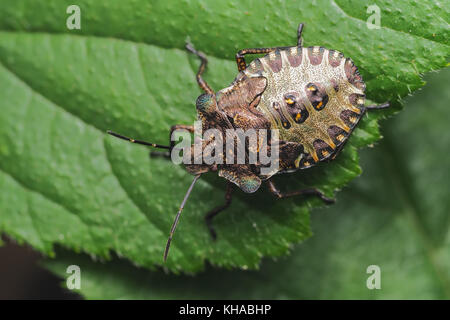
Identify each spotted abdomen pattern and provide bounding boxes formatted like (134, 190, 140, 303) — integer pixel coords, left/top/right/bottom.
(244, 46, 366, 170)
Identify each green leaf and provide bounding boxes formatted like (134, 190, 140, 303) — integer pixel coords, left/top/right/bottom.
(44, 68, 450, 299)
(0, 0, 448, 272)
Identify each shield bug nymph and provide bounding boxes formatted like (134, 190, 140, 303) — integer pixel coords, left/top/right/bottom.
(107, 23, 389, 261)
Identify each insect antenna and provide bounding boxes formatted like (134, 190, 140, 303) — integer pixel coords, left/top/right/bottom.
(107, 130, 170, 149)
(164, 174, 202, 262)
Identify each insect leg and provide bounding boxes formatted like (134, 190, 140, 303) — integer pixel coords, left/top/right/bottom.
(235, 47, 278, 72)
(235, 23, 305, 72)
(267, 179, 335, 204)
(205, 182, 234, 240)
(185, 42, 214, 95)
(365, 102, 390, 110)
(235, 44, 301, 71)
(297, 23, 304, 46)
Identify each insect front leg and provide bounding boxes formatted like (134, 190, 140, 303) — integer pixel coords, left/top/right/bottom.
(266, 179, 334, 204)
(205, 182, 234, 240)
(185, 42, 214, 95)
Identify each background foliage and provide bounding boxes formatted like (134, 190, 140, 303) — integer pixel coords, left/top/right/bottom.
(0, 0, 448, 298)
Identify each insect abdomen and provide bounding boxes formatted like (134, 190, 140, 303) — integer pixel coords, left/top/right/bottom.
(243, 46, 366, 171)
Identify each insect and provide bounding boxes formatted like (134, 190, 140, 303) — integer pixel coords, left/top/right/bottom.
(107, 23, 389, 261)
